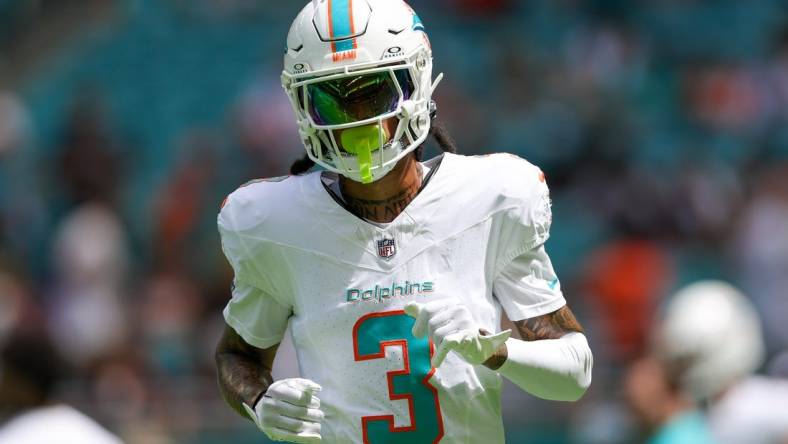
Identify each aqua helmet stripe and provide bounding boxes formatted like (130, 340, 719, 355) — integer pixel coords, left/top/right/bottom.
(328, 0, 357, 53)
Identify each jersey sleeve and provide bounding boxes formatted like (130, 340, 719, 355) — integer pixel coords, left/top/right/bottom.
(223, 279, 291, 349)
(218, 195, 292, 349)
(491, 155, 565, 321)
(493, 244, 566, 321)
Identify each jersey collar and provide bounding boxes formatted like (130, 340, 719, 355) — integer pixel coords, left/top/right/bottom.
(303, 154, 452, 271)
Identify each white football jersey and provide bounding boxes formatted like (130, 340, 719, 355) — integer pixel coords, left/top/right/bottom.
(709, 376, 788, 444)
(219, 153, 565, 443)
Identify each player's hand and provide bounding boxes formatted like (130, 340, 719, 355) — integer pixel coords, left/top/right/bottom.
(243, 378, 324, 443)
(405, 300, 511, 368)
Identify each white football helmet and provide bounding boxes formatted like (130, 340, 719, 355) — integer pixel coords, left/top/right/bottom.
(657, 280, 765, 401)
(282, 0, 442, 183)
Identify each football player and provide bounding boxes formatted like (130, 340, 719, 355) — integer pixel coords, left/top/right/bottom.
(643, 281, 788, 444)
(215, 1, 593, 442)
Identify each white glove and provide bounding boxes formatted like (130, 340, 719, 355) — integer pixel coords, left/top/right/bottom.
(243, 378, 324, 443)
(404, 300, 511, 368)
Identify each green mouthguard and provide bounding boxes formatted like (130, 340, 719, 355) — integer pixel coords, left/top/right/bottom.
(340, 124, 383, 184)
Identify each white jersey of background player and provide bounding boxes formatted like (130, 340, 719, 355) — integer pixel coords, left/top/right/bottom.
(215, 1, 593, 443)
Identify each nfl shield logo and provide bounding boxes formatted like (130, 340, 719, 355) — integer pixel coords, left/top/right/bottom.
(377, 238, 396, 260)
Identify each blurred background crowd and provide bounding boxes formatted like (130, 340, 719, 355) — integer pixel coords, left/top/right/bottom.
(1, 0, 787, 443)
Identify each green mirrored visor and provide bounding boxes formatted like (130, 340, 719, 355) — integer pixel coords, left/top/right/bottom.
(305, 70, 414, 126)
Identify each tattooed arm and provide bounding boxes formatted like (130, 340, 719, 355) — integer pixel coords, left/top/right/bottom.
(483, 305, 593, 401)
(483, 306, 584, 369)
(215, 325, 277, 418)
(514, 305, 585, 341)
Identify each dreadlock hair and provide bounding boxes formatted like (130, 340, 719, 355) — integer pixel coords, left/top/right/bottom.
(289, 117, 459, 175)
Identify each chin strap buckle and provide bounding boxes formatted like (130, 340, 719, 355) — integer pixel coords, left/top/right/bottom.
(429, 100, 438, 120)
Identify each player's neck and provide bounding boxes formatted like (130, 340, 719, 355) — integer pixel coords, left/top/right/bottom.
(339, 154, 423, 223)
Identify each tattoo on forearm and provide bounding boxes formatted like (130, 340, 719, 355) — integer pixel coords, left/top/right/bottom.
(515, 306, 584, 341)
(216, 328, 276, 418)
(484, 307, 584, 371)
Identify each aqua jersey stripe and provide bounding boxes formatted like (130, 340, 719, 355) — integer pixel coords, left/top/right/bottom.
(330, 0, 355, 52)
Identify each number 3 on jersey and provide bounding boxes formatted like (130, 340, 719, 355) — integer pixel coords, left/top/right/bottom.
(352, 311, 445, 443)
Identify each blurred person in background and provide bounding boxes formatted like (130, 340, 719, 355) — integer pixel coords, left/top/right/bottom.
(625, 355, 717, 444)
(46, 92, 132, 371)
(670, 282, 788, 444)
(735, 165, 788, 356)
(0, 328, 123, 444)
(49, 201, 130, 369)
(627, 280, 788, 444)
(582, 238, 674, 366)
